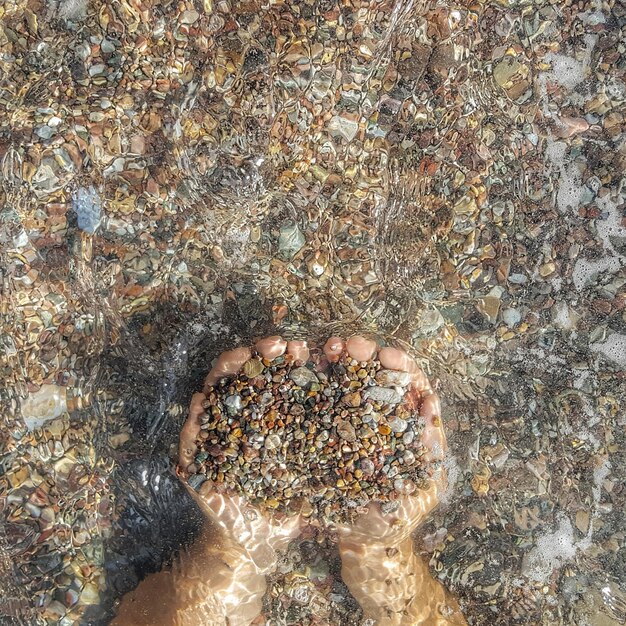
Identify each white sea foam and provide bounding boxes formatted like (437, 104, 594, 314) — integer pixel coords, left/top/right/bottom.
(591, 333, 626, 369)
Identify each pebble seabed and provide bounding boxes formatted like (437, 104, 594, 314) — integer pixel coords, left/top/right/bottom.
(2, 0, 626, 624)
(189, 351, 427, 524)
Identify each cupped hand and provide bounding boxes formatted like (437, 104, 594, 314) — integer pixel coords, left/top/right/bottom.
(334, 351, 448, 547)
(177, 338, 307, 572)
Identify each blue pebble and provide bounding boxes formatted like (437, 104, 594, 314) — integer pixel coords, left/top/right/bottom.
(72, 186, 102, 234)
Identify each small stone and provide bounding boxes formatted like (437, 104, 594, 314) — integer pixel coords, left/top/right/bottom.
(502, 308, 521, 328)
(388, 417, 408, 433)
(46, 601, 66, 620)
(375, 370, 413, 387)
(66, 588, 80, 607)
(328, 115, 359, 141)
(188, 474, 207, 491)
(336, 420, 356, 442)
(417, 308, 445, 335)
(364, 386, 403, 405)
(20, 385, 67, 430)
(264, 433, 281, 450)
(88, 63, 106, 76)
(72, 186, 102, 234)
(278, 220, 305, 259)
(493, 58, 522, 88)
(378, 424, 392, 436)
(477, 296, 501, 324)
(243, 359, 264, 378)
(224, 395, 242, 415)
(79, 582, 99, 605)
(360, 459, 375, 475)
(35, 126, 54, 140)
(180, 9, 199, 23)
(289, 366, 319, 388)
(381, 500, 400, 515)
(342, 391, 362, 407)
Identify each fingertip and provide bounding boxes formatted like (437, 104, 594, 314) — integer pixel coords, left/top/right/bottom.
(287, 340, 310, 361)
(256, 336, 287, 360)
(378, 346, 418, 373)
(420, 392, 441, 420)
(204, 346, 252, 387)
(323, 336, 344, 362)
(346, 335, 377, 362)
(420, 392, 447, 460)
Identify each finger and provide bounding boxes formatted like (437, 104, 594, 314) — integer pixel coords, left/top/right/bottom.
(378, 346, 431, 393)
(204, 346, 252, 388)
(323, 336, 344, 362)
(256, 335, 287, 360)
(400, 479, 441, 523)
(286, 339, 310, 362)
(346, 335, 377, 362)
(420, 392, 446, 462)
(178, 392, 206, 470)
(267, 513, 303, 552)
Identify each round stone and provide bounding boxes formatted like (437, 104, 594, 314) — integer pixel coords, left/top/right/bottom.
(289, 366, 319, 388)
(388, 416, 408, 433)
(264, 433, 281, 450)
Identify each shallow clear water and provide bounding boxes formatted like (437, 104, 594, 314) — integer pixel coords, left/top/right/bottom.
(1, 0, 626, 624)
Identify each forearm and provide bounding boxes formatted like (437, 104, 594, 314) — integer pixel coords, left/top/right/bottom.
(112, 526, 267, 626)
(338, 536, 466, 626)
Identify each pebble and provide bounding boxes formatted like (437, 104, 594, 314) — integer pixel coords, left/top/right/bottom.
(224, 394, 242, 415)
(278, 220, 305, 259)
(375, 370, 413, 387)
(502, 308, 521, 328)
(388, 416, 408, 433)
(243, 359, 264, 378)
(336, 420, 356, 442)
(402, 431, 415, 445)
(20, 385, 67, 430)
(72, 186, 102, 234)
(290, 366, 319, 388)
(364, 386, 403, 405)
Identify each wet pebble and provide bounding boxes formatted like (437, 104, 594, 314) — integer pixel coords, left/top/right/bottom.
(290, 366, 319, 388)
(364, 386, 403, 405)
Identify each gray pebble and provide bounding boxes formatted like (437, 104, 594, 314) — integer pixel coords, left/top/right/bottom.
(278, 220, 305, 259)
(502, 307, 521, 328)
(402, 430, 415, 445)
(360, 458, 375, 475)
(388, 416, 408, 433)
(224, 394, 242, 415)
(364, 386, 403, 405)
(381, 500, 400, 515)
(289, 366, 319, 388)
(72, 186, 102, 234)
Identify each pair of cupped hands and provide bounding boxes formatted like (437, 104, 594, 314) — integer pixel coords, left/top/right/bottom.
(177, 334, 449, 576)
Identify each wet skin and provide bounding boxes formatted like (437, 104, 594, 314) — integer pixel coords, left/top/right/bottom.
(113, 335, 466, 626)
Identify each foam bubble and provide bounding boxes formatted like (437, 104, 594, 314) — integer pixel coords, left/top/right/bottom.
(440, 454, 461, 506)
(546, 54, 586, 90)
(522, 515, 578, 582)
(591, 333, 626, 369)
(572, 257, 621, 291)
(556, 164, 583, 213)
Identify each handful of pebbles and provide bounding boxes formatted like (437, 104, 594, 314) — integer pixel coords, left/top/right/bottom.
(189, 353, 427, 524)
